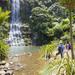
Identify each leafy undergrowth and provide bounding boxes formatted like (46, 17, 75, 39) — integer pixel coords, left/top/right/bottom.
(40, 42, 57, 60)
(39, 52, 75, 75)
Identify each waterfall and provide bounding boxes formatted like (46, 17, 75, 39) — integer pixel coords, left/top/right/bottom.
(11, 0, 20, 23)
(8, 0, 24, 46)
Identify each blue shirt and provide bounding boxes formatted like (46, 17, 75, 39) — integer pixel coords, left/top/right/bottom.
(58, 44, 64, 52)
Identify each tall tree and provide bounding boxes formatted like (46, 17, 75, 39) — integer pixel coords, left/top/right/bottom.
(30, 6, 54, 45)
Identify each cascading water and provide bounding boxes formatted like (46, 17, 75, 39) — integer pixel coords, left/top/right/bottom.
(8, 0, 24, 46)
(8, 0, 42, 56)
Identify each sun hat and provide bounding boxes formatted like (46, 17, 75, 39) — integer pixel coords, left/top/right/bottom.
(59, 40, 63, 44)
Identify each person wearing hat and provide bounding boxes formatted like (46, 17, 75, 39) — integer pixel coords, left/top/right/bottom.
(56, 40, 65, 58)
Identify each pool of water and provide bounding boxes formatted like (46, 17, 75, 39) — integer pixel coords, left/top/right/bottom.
(9, 45, 40, 56)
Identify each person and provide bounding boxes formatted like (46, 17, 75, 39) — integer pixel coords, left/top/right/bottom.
(56, 40, 65, 58)
(66, 41, 71, 50)
(64, 41, 71, 56)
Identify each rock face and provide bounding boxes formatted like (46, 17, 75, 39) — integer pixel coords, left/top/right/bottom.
(20, 24, 32, 45)
(0, 0, 8, 10)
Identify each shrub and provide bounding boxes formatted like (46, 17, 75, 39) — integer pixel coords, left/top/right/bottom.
(0, 7, 10, 40)
(40, 43, 56, 59)
(0, 40, 9, 61)
(62, 24, 70, 32)
(61, 18, 70, 32)
(61, 35, 70, 44)
(53, 25, 63, 39)
(62, 18, 69, 25)
(39, 55, 75, 75)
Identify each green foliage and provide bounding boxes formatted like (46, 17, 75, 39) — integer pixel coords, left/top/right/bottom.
(0, 7, 10, 24)
(22, 0, 75, 45)
(30, 6, 71, 44)
(0, 7, 10, 61)
(62, 24, 70, 32)
(73, 31, 75, 39)
(30, 6, 54, 44)
(40, 43, 56, 59)
(52, 18, 70, 40)
(0, 40, 9, 61)
(0, 7, 10, 39)
(21, 0, 67, 23)
(61, 18, 70, 32)
(62, 18, 69, 25)
(53, 25, 63, 38)
(61, 34, 70, 43)
(39, 55, 75, 75)
(27, 0, 52, 8)
(46, 28, 54, 37)
(30, 7, 53, 32)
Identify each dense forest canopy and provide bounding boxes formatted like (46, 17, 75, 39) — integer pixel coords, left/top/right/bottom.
(20, 0, 68, 23)
(19, 0, 75, 45)
(0, 0, 75, 45)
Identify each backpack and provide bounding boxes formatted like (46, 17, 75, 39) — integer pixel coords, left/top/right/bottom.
(68, 44, 71, 49)
(58, 45, 63, 53)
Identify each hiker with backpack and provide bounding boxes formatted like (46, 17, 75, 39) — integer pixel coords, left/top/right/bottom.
(66, 41, 71, 50)
(56, 40, 65, 58)
(64, 41, 71, 56)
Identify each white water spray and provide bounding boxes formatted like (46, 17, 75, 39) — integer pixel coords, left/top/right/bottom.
(8, 0, 24, 46)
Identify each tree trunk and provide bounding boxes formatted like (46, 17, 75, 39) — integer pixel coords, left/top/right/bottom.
(69, 9, 74, 59)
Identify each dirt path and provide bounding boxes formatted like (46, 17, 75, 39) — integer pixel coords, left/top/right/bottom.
(14, 51, 45, 75)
